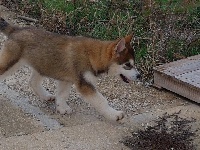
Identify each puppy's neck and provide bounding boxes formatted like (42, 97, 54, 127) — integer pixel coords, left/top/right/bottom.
(90, 40, 114, 75)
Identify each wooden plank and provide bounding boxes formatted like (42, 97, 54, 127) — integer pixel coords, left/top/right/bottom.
(155, 54, 200, 72)
(154, 71, 200, 103)
(154, 54, 200, 103)
(163, 60, 200, 76)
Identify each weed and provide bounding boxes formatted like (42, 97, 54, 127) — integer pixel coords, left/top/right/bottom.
(121, 112, 197, 150)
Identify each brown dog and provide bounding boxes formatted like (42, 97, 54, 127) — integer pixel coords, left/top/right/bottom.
(0, 18, 140, 121)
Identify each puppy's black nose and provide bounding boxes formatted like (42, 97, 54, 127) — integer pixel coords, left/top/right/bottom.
(136, 74, 141, 79)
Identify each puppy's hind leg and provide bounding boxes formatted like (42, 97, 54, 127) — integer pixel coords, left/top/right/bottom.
(56, 81, 72, 114)
(29, 69, 55, 101)
(0, 40, 22, 80)
(0, 59, 23, 81)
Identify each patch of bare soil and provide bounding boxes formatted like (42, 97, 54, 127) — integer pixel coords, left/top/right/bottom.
(122, 112, 197, 150)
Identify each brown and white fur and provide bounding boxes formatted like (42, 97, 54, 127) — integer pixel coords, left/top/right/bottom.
(0, 18, 140, 121)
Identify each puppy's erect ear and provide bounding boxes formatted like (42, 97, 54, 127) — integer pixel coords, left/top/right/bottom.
(125, 33, 134, 43)
(114, 38, 126, 57)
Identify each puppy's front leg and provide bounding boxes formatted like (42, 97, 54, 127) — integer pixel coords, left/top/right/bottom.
(85, 91, 124, 121)
(76, 74, 124, 121)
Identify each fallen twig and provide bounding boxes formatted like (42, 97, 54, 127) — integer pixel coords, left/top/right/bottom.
(18, 15, 38, 22)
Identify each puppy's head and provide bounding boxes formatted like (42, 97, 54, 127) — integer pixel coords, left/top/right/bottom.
(108, 34, 140, 83)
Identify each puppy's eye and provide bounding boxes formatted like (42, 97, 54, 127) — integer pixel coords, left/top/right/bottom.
(125, 63, 132, 67)
(123, 62, 133, 70)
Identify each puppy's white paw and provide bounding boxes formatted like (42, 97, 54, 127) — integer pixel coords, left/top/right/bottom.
(103, 108, 125, 121)
(44, 95, 56, 101)
(56, 104, 72, 115)
(114, 111, 125, 121)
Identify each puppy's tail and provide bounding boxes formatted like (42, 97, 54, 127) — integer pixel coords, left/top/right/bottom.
(0, 17, 15, 36)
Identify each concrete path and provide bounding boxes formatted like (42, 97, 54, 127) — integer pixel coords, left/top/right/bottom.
(0, 82, 129, 150)
(0, 81, 199, 149)
(0, 121, 130, 150)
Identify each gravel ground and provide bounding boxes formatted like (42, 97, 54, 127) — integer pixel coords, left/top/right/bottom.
(0, 5, 189, 127)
